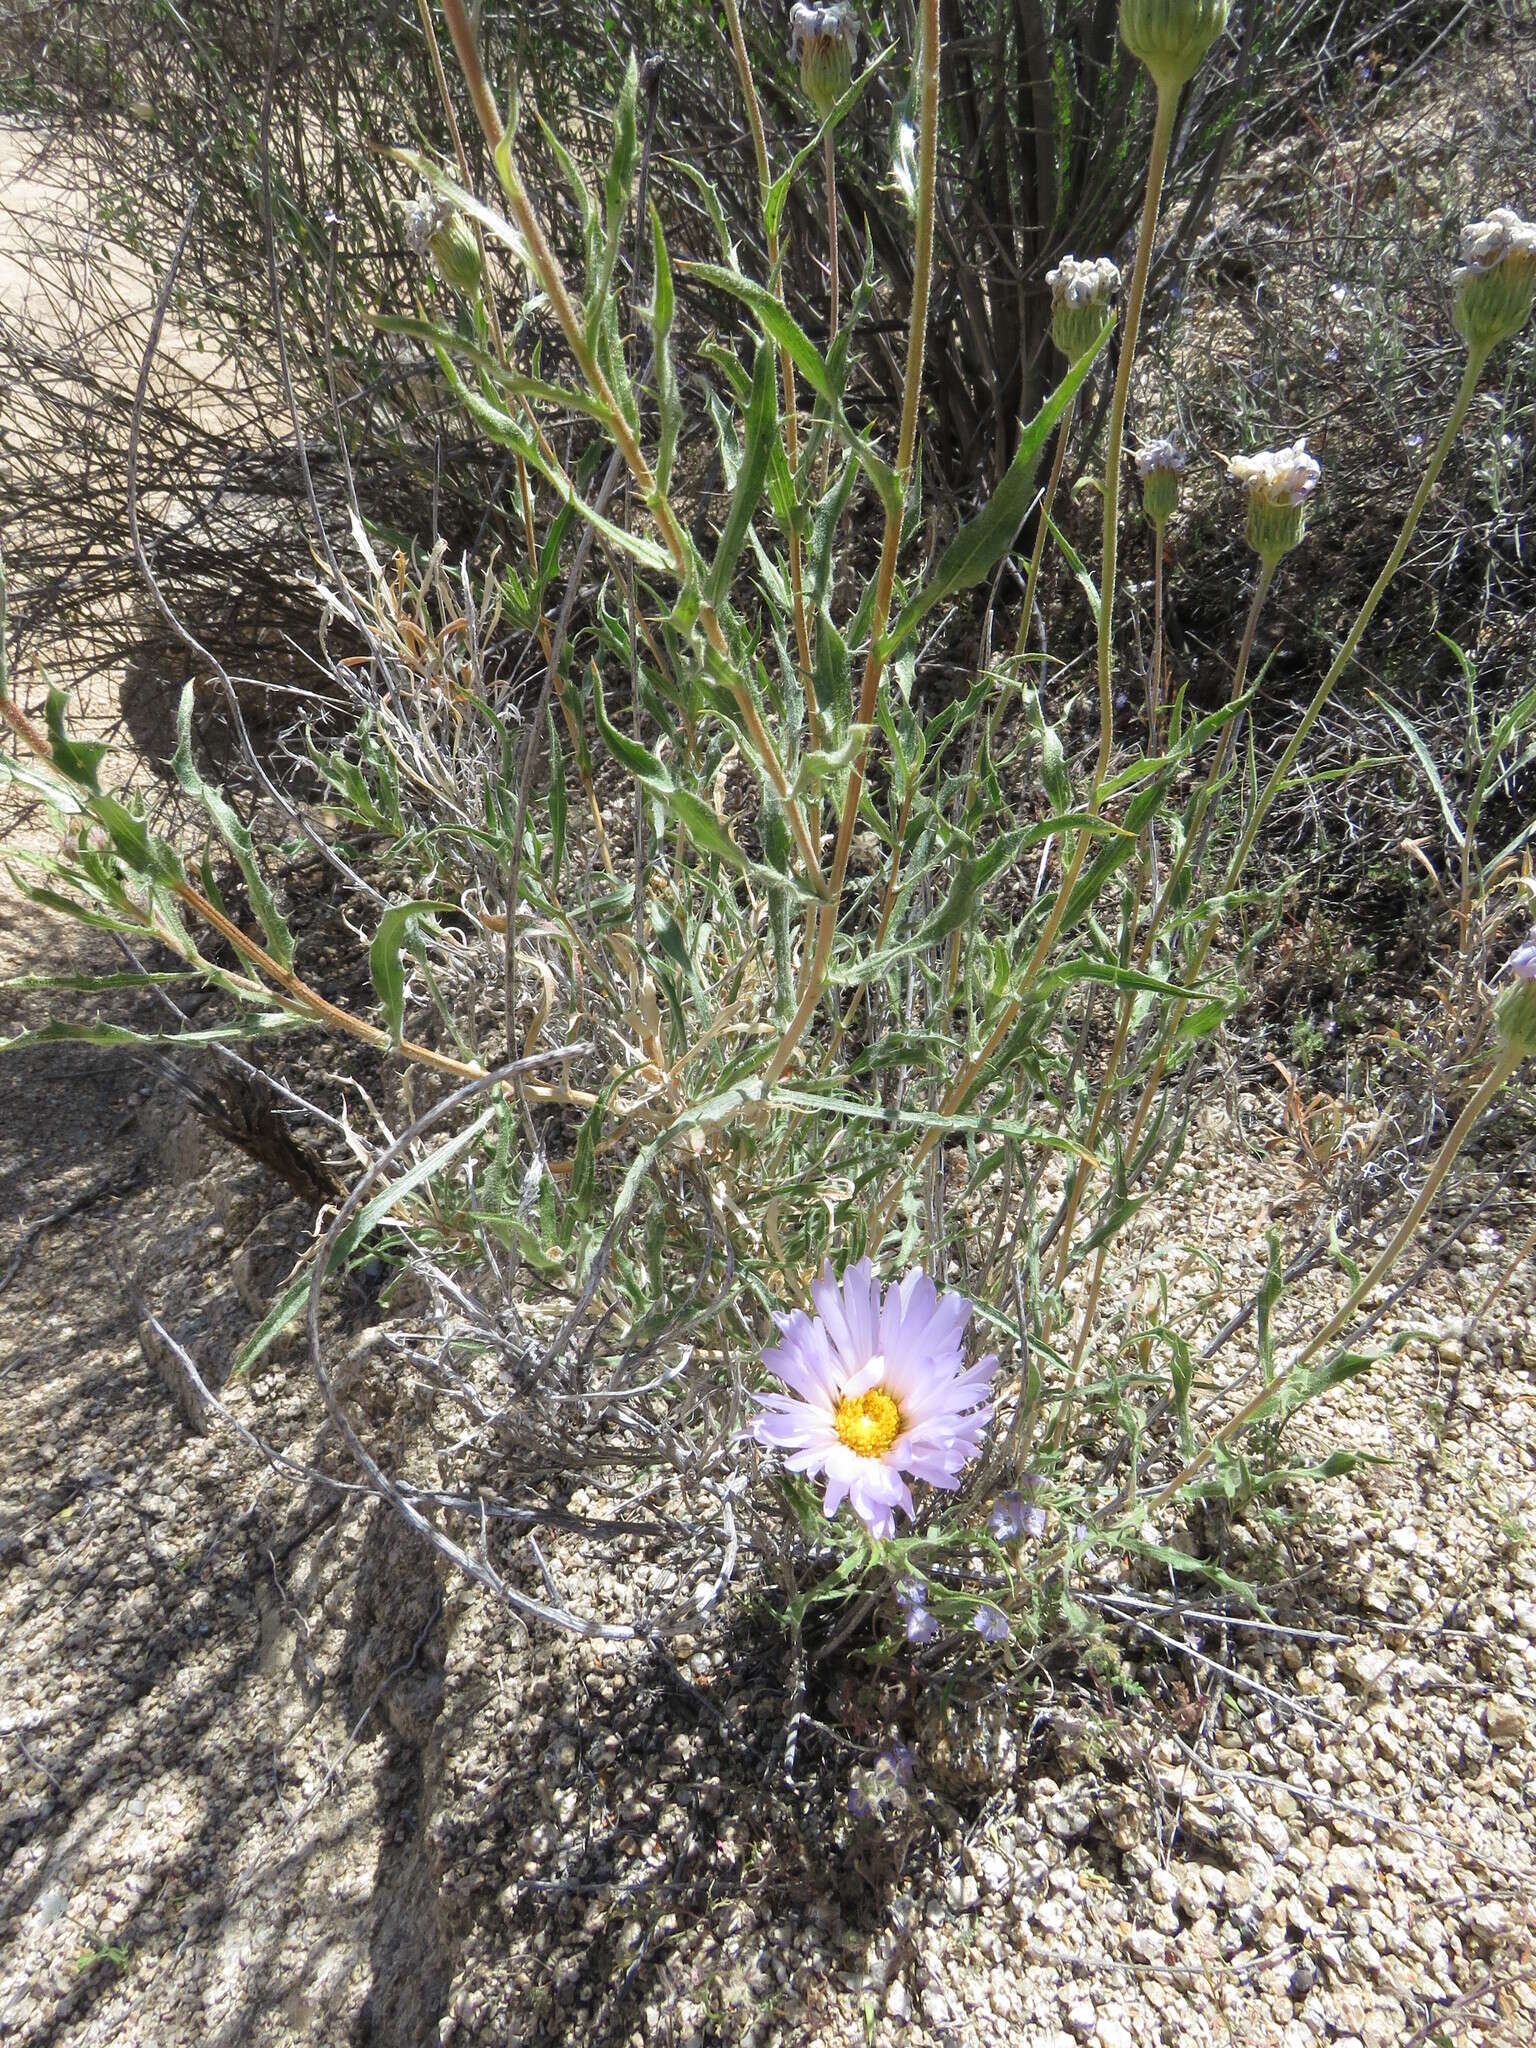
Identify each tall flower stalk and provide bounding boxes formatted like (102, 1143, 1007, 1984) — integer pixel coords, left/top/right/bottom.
(763, 0, 940, 1088)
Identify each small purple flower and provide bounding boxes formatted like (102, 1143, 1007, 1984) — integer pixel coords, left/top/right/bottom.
(752, 1261, 998, 1540)
(972, 1602, 1010, 1644)
(880, 1741, 915, 1785)
(1504, 938, 1536, 982)
(988, 1489, 1047, 1544)
(906, 1605, 939, 1646)
(894, 1577, 928, 1613)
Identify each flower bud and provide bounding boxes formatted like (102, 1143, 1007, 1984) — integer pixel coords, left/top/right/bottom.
(1119, 0, 1230, 93)
(1227, 437, 1321, 567)
(789, 3, 858, 122)
(1137, 437, 1186, 528)
(1496, 938, 1536, 1058)
(1452, 207, 1536, 354)
(405, 186, 483, 302)
(1046, 254, 1120, 365)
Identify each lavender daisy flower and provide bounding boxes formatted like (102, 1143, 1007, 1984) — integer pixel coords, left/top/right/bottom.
(972, 1602, 1010, 1644)
(752, 1260, 997, 1540)
(988, 1489, 1047, 1544)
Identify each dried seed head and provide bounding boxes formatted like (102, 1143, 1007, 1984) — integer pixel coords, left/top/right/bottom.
(1496, 937, 1536, 1057)
(1452, 207, 1536, 354)
(1228, 436, 1320, 564)
(1119, 0, 1230, 92)
(1046, 254, 1121, 363)
(1137, 436, 1187, 527)
(789, 3, 858, 121)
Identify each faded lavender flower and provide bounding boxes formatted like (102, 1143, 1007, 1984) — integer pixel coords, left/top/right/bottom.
(752, 1261, 997, 1540)
(1046, 254, 1121, 364)
(988, 1488, 1047, 1544)
(1452, 207, 1536, 354)
(789, 3, 858, 121)
(1228, 436, 1321, 566)
(1137, 437, 1187, 528)
(972, 1602, 1010, 1644)
(848, 1741, 916, 1822)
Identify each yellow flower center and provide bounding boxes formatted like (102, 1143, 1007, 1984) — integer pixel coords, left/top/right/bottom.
(833, 1384, 902, 1459)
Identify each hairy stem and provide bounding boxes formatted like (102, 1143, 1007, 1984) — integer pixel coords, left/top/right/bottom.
(1121, 347, 1490, 1167)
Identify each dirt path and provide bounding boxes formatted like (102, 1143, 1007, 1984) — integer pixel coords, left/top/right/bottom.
(0, 918, 455, 2047)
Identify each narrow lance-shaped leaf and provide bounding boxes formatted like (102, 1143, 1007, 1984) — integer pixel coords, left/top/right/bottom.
(706, 338, 778, 606)
(588, 52, 639, 344)
(368, 899, 458, 1046)
(762, 47, 891, 240)
(547, 708, 567, 888)
(879, 326, 1112, 657)
(648, 203, 680, 496)
(172, 684, 296, 971)
(1256, 1229, 1284, 1386)
(433, 346, 673, 577)
(237, 1107, 499, 1373)
(44, 687, 108, 792)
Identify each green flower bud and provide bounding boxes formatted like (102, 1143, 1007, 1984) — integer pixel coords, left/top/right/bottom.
(405, 187, 483, 302)
(1119, 0, 1230, 93)
(789, 3, 857, 123)
(1496, 939, 1536, 1058)
(1228, 437, 1320, 568)
(1137, 437, 1186, 528)
(1046, 254, 1120, 365)
(1452, 208, 1536, 354)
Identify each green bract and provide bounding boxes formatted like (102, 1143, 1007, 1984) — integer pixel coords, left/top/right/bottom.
(1119, 0, 1230, 92)
(1452, 207, 1536, 354)
(1229, 439, 1321, 568)
(790, 2, 857, 122)
(1137, 439, 1185, 528)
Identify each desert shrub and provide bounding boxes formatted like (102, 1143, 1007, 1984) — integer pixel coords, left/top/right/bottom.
(4, 1, 1535, 1666)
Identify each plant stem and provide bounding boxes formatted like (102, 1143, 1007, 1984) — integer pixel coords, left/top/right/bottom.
(824, 129, 840, 355)
(1011, 394, 1076, 663)
(821, 128, 839, 498)
(1222, 344, 1489, 895)
(762, 0, 940, 1089)
(414, 0, 504, 363)
(721, 0, 816, 699)
(1151, 1040, 1522, 1508)
(1095, 84, 1177, 804)
(1148, 520, 1165, 741)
